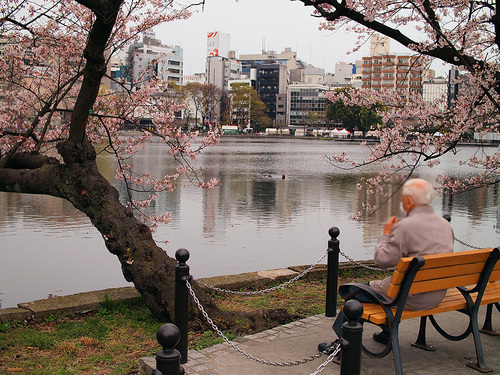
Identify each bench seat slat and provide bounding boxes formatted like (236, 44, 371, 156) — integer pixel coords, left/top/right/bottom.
(361, 285, 500, 325)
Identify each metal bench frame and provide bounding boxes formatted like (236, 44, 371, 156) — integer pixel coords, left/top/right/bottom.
(340, 247, 500, 375)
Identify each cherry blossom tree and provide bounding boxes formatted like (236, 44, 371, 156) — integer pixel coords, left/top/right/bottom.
(0, 0, 254, 326)
(298, 0, 500, 215)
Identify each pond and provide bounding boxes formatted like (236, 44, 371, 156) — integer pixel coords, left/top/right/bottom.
(0, 137, 498, 308)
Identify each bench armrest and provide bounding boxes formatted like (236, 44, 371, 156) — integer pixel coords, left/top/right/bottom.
(339, 282, 393, 306)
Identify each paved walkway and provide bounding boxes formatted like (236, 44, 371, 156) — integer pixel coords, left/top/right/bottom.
(141, 307, 500, 375)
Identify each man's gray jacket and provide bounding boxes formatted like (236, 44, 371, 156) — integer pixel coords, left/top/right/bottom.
(370, 205, 455, 310)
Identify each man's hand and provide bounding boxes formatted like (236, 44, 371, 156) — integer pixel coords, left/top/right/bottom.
(383, 216, 399, 235)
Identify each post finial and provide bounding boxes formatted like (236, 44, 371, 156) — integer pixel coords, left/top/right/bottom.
(343, 299, 364, 322)
(156, 323, 181, 349)
(175, 248, 190, 264)
(328, 227, 340, 239)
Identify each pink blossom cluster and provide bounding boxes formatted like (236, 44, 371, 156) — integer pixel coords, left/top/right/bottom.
(0, 0, 220, 229)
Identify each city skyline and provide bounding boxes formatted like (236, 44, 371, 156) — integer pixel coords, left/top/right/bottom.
(155, 0, 419, 77)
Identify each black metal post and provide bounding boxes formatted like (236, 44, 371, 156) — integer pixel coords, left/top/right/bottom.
(326, 227, 340, 317)
(340, 299, 364, 375)
(175, 248, 190, 364)
(153, 323, 185, 375)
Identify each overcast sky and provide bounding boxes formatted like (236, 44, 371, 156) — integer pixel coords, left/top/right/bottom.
(155, 0, 447, 76)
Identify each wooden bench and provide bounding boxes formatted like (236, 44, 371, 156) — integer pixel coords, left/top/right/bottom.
(339, 248, 500, 375)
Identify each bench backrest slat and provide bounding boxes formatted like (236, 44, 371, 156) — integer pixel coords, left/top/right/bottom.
(387, 248, 499, 298)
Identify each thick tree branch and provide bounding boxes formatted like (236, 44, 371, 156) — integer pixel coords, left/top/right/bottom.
(66, 0, 122, 148)
(300, 0, 482, 69)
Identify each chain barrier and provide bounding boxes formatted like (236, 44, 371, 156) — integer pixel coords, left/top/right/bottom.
(339, 237, 483, 271)
(195, 250, 328, 295)
(197, 238, 482, 292)
(454, 237, 482, 250)
(338, 249, 394, 271)
(186, 278, 339, 372)
(310, 341, 342, 375)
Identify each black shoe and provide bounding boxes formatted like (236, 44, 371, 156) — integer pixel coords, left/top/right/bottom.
(318, 341, 333, 353)
(373, 331, 390, 345)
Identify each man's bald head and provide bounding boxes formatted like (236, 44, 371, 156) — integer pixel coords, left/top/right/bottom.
(402, 178, 435, 206)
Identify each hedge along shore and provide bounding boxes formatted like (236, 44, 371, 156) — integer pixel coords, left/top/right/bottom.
(0, 260, 376, 323)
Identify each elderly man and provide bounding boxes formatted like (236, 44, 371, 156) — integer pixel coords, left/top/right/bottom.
(329, 178, 454, 345)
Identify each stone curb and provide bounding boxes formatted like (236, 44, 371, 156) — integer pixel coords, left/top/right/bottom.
(0, 287, 141, 323)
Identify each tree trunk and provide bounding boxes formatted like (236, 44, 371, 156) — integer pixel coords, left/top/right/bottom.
(0, 0, 298, 332)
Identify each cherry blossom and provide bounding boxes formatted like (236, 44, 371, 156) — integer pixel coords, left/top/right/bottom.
(0, 0, 219, 228)
(300, 0, 500, 216)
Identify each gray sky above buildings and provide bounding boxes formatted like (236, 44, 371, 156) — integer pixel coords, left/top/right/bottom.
(155, 0, 448, 77)
(154, 0, 375, 75)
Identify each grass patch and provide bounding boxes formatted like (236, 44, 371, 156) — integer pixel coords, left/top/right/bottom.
(0, 300, 160, 374)
(0, 267, 388, 374)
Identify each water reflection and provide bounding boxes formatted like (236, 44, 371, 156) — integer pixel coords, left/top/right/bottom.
(0, 138, 498, 308)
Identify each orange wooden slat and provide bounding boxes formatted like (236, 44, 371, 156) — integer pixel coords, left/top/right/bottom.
(394, 249, 494, 273)
(408, 274, 482, 294)
(390, 263, 485, 285)
(489, 269, 500, 282)
(362, 298, 470, 324)
(421, 249, 492, 268)
(356, 248, 500, 327)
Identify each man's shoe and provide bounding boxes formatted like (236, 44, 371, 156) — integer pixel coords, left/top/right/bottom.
(373, 331, 390, 345)
(318, 342, 333, 353)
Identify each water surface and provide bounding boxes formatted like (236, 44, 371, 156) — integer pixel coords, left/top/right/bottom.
(1, 138, 498, 308)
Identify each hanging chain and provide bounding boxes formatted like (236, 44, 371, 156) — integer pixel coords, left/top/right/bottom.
(339, 236, 484, 271)
(197, 238, 483, 292)
(186, 279, 332, 367)
(310, 341, 342, 375)
(195, 250, 328, 295)
(338, 249, 394, 271)
(454, 237, 482, 250)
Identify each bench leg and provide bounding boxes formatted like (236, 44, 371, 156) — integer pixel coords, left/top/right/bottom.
(466, 309, 493, 373)
(480, 303, 500, 336)
(411, 316, 435, 351)
(390, 325, 404, 375)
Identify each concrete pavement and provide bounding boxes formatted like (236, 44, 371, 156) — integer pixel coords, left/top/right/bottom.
(140, 307, 500, 375)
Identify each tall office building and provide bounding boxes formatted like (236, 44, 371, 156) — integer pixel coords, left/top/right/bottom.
(206, 56, 242, 91)
(423, 77, 448, 111)
(287, 83, 329, 128)
(255, 64, 288, 124)
(361, 54, 423, 98)
(239, 48, 301, 75)
(205, 32, 242, 91)
(126, 31, 183, 86)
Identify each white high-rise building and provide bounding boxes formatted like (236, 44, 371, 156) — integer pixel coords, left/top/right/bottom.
(127, 31, 183, 86)
(206, 56, 242, 91)
(423, 77, 448, 111)
(205, 32, 242, 91)
(207, 31, 231, 59)
(334, 62, 354, 85)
